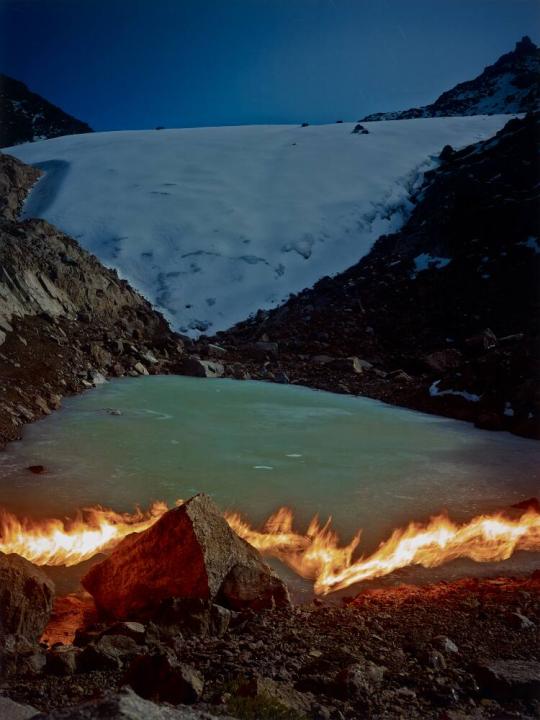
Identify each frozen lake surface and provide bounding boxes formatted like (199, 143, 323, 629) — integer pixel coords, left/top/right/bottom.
(1, 376, 538, 570)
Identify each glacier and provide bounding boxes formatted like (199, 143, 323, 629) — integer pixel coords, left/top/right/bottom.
(7, 115, 513, 335)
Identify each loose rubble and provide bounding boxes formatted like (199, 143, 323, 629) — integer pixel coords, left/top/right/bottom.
(0, 573, 538, 719)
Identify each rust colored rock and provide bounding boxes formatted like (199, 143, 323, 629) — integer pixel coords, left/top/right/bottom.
(82, 494, 289, 620)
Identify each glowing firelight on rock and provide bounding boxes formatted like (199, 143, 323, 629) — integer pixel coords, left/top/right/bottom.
(0, 501, 538, 594)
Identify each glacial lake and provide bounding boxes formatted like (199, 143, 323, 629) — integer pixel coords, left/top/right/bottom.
(1, 376, 539, 593)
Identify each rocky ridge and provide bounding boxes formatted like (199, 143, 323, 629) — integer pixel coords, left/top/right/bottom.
(361, 36, 539, 121)
(0, 152, 214, 447)
(211, 113, 540, 438)
(0, 74, 93, 148)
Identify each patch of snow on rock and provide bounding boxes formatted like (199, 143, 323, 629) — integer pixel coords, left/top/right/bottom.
(429, 380, 482, 403)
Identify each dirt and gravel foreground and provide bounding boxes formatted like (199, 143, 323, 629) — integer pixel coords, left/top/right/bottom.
(0, 573, 538, 720)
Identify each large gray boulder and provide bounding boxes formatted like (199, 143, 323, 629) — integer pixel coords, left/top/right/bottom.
(125, 650, 204, 705)
(82, 494, 289, 619)
(176, 357, 224, 378)
(0, 552, 55, 642)
(472, 659, 540, 700)
(34, 688, 233, 719)
(0, 696, 39, 720)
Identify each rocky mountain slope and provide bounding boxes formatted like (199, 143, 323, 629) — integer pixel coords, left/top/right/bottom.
(0, 74, 92, 148)
(0, 152, 190, 447)
(362, 36, 539, 121)
(212, 113, 540, 438)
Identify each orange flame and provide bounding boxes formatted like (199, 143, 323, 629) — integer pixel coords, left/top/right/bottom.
(228, 508, 540, 594)
(0, 502, 169, 566)
(0, 501, 538, 594)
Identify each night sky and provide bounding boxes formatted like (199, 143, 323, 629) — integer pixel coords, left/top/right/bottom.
(1, 0, 539, 131)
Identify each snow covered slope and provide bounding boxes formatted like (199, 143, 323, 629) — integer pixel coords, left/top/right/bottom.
(7, 116, 512, 335)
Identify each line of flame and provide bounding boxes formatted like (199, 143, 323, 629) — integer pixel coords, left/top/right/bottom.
(0, 501, 538, 594)
(227, 507, 540, 594)
(0, 501, 170, 566)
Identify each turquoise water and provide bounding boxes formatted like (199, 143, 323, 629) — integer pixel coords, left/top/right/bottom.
(0, 376, 538, 563)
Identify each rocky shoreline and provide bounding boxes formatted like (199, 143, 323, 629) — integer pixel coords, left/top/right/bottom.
(211, 114, 540, 440)
(2, 114, 539, 448)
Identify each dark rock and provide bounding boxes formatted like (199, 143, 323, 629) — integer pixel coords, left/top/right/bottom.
(431, 635, 459, 655)
(506, 611, 535, 630)
(152, 598, 230, 638)
(333, 660, 385, 699)
(249, 341, 279, 360)
(475, 410, 505, 431)
(328, 356, 365, 374)
(176, 357, 224, 378)
(33, 687, 230, 718)
(101, 621, 147, 643)
(125, 650, 204, 704)
(218, 562, 291, 611)
(0, 696, 39, 720)
(439, 144, 455, 162)
(424, 349, 463, 373)
(424, 649, 447, 671)
(27, 465, 45, 474)
(0, 553, 55, 642)
(233, 674, 312, 715)
(472, 659, 540, 700)
(465, 328, 498, 352)
(78, 634, 139, 672)
(207, 343, 227, 358)
(0, 634, 46, 677)
(352, 124, 369, 135)
(45, 645, 80, 675)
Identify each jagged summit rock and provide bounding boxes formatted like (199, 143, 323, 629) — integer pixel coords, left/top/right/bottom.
(362, 36, 540, 121)
(0, 74, 93, 148)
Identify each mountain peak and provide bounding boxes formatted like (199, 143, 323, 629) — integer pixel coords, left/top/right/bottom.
(361, 38, 540, 121)
(0, 73, 93, 148)
(515, 35, 536, 54)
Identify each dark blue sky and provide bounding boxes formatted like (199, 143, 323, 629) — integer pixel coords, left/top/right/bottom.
(1, 0, 539, 131)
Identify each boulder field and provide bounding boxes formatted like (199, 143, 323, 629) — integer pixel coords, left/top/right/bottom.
(0, 495, 538, 719)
